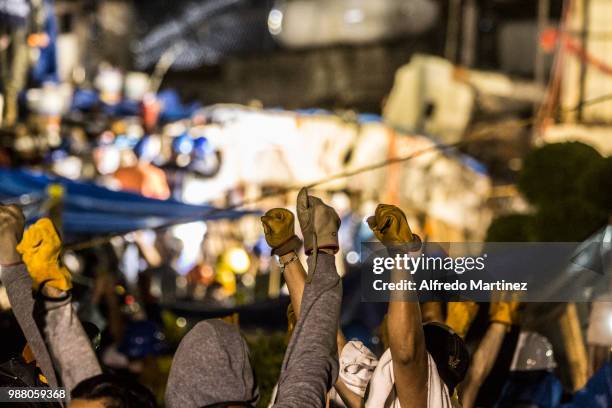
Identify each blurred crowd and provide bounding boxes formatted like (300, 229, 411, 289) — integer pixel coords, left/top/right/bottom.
(0, 188, 611, 408)
(0, 1, 611, 407)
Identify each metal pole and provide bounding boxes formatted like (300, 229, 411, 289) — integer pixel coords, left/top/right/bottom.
(461, 0, 478, 67)
(577, 0, 590, 121)
(445, 0, 462, 63)
(536, 0, 551, 84)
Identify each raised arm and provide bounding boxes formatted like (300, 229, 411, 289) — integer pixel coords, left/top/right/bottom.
(273, 189, 342, 407)
(261, 207, 363, 407)
(459, 300, 519, 408)
(261, 208, 305, 315)
(367, 204, 428, 408)
(16, 217, 102, 391)
(0, 205, 59, 387)
(459, 322, 507, 408)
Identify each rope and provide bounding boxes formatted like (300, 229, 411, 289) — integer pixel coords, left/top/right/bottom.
(58, 91, 612, 251)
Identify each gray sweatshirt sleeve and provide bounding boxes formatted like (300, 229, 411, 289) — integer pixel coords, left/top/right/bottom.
(0, 264, 59, 388)
(35, 291, 103, 392)
(274, 253, 342, 408)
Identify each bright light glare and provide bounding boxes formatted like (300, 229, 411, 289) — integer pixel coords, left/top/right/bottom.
(173, 222, 207, 274)
(344, 8, 364, 24)
(227, 248, 251, 274)
(268, 9, 283, 35)
(173, 221, 207, 244)
(346, 251, 360, 265)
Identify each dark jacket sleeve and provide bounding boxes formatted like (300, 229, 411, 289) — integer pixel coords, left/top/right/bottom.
(274, 253, 342, 407)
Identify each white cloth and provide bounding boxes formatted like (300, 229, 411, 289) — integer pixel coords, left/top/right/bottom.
(330, 340, 379, 406)
(365, 348, 453, 408)
(339, 340, 379, 395)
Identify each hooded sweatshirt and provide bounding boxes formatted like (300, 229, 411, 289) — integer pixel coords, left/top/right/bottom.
(0, 264, 101, 394)
(166, 252, 342, 408)
(165, 319, 259, 407)
(273, 252, 342, 407)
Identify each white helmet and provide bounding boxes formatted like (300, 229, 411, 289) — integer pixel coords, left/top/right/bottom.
(510, 331, 556, 372)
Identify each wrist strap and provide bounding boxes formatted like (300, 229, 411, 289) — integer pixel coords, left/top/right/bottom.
(278, 252, 298, 273)
(38, 280, 71, 302)
(387, 234, 423, 253)
(271, 235, 302, 257)
(0, 260, 24, 268)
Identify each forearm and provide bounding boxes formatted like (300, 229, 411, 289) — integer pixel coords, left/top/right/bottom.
(336, 331, 347, 356)
(459, 322, 508, 408)
(283, 255, 357, 407)
(387, 300, 425, 364)
(282, 253, 345, 345)
(275, 253, 342, 407)
(386, 246, 428, 406)
(387, 247, 425, 365)
(0, 263, 59, 387)
(280, 252, 307, 317)
(334, 380, 364, 408)
(36, 286, 102, 391)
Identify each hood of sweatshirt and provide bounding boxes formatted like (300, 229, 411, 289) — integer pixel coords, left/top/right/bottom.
(165, 319, 258, 408)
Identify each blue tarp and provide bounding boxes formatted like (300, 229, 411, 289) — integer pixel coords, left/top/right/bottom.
(70, 89, 199, 122)
(563, 363, 612, 408)
(0, 168, 257, 235)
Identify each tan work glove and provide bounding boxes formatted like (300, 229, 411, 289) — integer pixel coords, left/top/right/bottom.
(16, 218, 72, 292)
(366, 204, 421, 249)
(446, 301, 480, 339)
(296, 188, 341, 255)
(260, 208, 302, 256)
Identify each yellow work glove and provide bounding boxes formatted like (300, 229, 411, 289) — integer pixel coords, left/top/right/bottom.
(489, 300, 520, 326)
(16, 218, 72, 292)
(22, 344, 48, 385)
(446, 301, 480, 339)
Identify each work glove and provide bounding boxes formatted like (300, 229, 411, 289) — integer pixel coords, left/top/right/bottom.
(260, 208, 302, 256)
(489, 300, 520, 326)
(16, 218, 72, 292)
(366, 204, 421, 250)
(296, 188, 341, 256)
(446, 301, 480, 339)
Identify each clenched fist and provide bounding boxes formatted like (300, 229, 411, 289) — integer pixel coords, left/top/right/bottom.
(296, 188, 340, 255)
(0, 205, 25, 265)
(367, 204, 417, 246)
(17, 218, 72, 292)
(261, 208, 302, 256)
(489, 300, 521, 326)
(261, 208, 295, 248)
